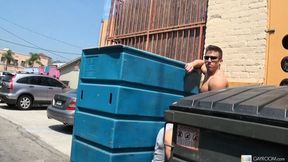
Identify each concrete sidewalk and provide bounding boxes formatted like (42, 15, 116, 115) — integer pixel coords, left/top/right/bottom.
(0, 103, 72, 157)
(0, 115, 69, 162)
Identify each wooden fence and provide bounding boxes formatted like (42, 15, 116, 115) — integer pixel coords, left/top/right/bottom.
(106, 0, 208, 62)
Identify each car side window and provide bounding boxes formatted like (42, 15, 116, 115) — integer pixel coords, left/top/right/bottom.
(30, 76, 41, 85)
(38, 76, 49, 86)
(17, 77, 29, 84)
(47, 78, 64, 88)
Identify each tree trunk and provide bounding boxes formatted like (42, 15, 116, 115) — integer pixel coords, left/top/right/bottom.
(5, 63, 8, 71)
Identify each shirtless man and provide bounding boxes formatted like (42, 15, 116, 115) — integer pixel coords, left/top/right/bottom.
(185, 45, 228, 92)
(160, 45, 228, 161)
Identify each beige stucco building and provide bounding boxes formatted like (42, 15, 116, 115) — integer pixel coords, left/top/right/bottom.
(0, 48, 51, 72)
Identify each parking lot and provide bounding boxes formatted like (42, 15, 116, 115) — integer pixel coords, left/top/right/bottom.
(0, 103, 72, 156)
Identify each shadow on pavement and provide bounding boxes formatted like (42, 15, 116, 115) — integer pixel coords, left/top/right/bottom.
(0, 104, 47, 111)
(49, 124, 73, 135)
(0, 104, 18, 110)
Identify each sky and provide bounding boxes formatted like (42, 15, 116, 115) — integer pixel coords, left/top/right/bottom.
(0, 0, 111, 63)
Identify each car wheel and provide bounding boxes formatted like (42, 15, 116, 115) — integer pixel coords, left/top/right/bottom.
(17, 95, 32, 110)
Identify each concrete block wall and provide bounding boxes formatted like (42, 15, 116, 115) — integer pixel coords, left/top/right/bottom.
(205, 0, 268, 85)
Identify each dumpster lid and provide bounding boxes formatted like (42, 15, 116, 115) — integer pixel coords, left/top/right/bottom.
(170, 85, 288, 126)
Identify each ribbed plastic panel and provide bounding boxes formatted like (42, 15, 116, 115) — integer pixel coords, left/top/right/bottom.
(71, 45, 201, 162)
(170, 85, 288, 122)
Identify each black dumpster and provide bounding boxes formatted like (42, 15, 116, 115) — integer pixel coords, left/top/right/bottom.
(165, 85, 288, 162)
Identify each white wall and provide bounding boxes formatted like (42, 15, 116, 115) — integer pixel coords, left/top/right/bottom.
(60, 70, 79, 89)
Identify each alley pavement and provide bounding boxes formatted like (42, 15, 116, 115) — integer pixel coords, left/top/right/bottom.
(0, 115, 69, 162)
(0, 103, 71, 162)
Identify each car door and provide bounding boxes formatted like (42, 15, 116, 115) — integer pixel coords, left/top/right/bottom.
(28, 76, 50, 102)
(46, 77, 65, 100)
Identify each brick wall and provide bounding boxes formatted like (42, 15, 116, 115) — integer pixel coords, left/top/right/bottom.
(205, 0, 268, 85)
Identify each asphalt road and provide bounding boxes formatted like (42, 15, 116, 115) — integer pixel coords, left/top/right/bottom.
(0, 103, 72, 162)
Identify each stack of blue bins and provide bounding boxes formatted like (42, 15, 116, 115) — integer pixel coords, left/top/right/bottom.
(71, 45, 200, 162)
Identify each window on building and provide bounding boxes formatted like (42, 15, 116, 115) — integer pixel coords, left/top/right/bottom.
(21, 61, 26, 67)
(8, 61, 14, 65)
(14, 60, 18, 66)
(1, 57, 5, 63)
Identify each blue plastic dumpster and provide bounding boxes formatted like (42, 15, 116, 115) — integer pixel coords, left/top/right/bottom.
(71, 45, 201, 162)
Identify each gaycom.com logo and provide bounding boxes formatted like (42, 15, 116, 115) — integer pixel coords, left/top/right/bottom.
(241, 155, 252, 162)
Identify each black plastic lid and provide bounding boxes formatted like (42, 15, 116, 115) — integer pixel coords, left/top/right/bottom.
(170, 85, 288, 125)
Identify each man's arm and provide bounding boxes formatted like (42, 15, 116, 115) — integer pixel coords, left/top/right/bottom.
(164, 129, 173, 160)
(208, 76, 228, 91)
(152, 128, 165, 162)
(185, 60, 206, 73)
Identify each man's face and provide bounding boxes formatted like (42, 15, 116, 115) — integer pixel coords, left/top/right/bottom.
(204, 50, 222, 72)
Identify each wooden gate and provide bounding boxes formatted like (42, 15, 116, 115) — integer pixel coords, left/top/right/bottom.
(106, 0, 208, 62)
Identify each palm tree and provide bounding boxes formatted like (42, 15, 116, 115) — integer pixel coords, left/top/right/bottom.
(2, 49, 15, 71)
(26, 52, 43, 67)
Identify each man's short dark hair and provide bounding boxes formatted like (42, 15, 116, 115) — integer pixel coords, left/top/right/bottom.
(205, 45, 223, 59)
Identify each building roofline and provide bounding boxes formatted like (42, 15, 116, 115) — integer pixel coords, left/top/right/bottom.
(39, 53, 51, 59)
(58, 57, 81, 69)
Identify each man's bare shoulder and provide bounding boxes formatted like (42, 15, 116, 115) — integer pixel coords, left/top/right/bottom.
(208, 75, 228, 91)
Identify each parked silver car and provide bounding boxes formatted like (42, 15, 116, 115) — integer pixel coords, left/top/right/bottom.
(0, 73, 69, 110)
(47, 89, 77, 125)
